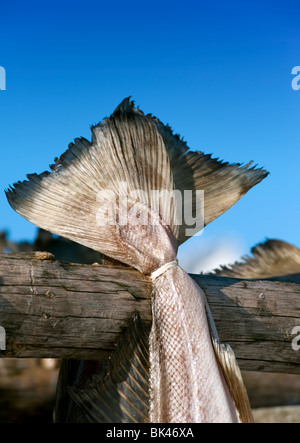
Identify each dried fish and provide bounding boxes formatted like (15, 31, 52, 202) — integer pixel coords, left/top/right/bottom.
(211, 239, 300, 282)
(6, 98, 268, 422)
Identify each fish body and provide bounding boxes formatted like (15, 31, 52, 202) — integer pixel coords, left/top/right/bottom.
(6, 98, 268, 422)
(150, 266, 240, 422)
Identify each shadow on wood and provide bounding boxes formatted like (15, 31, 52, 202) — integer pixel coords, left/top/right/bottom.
(0, 252, 299, 374)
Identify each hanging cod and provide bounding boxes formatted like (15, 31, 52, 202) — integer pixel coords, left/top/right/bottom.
(6, 98, 268, 423)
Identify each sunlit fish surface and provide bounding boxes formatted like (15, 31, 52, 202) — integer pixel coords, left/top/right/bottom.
(6, 98, 268, 423)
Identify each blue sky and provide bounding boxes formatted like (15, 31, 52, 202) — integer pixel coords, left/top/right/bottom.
(0, 0, 299, 270)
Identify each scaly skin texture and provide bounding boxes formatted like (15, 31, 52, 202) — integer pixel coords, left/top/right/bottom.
(6, 98, 264, 422)
(150, 265, 239, 423)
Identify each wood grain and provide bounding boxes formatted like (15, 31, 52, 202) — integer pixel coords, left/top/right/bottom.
(0, 252, 299, 373)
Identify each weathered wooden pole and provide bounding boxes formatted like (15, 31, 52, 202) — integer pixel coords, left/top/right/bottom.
(0, 252, 299, 374)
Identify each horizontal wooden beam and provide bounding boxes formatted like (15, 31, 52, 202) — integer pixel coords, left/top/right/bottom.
(0, 252, 299, 374)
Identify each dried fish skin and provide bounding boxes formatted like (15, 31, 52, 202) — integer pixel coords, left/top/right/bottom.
(6, 98, 268, 423)
(150, 265, 240, 423)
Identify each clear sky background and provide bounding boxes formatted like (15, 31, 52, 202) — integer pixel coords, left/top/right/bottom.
(0, 0, 299, 272)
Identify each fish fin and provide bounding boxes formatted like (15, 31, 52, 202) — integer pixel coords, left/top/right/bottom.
(204, 293, 253, 423)
(6, 99, 177, 271)
(68, 315, 151, 423)
(119, 103, 269, 244)
(7, 98, 268, 252)
(54, 360, 107, 423)
(210, 239, 300, 280)
(149, 115, 269, 244)
(212, 339, 254, 423)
